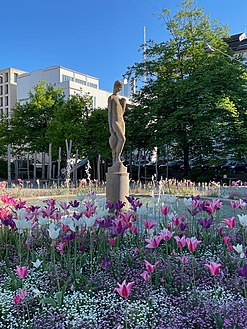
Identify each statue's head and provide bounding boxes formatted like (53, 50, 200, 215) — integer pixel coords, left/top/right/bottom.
(113, 80, 123, 93)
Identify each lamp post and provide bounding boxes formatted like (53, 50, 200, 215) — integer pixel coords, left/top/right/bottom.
(207, 44, 247, 68)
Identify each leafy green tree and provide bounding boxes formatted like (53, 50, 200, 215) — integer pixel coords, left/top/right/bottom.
(6, 81, 65, 154)
(46, 93, 93, 157)
(126, 0, 247, 175)
(83, 108, 111, 160)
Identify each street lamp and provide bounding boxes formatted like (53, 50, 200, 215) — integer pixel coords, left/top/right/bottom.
(207, 44, 247, 68)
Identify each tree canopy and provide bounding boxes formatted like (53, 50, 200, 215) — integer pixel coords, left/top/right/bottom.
(0, 82, 110, 165)
(126, 0, 247, 174)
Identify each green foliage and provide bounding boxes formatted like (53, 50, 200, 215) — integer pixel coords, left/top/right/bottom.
(82, 108, 111, 160)
(5, 81, 65, 154)
(2, 82, 111, 164)
(126, 0, 247, 173)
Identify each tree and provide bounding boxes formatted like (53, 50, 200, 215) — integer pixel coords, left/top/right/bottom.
(126, 0, 247, 175)
(46, 93, 93, 157)
(5, 81, 65, 154)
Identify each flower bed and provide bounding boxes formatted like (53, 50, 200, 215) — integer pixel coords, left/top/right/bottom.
(0, 192, 247, 328)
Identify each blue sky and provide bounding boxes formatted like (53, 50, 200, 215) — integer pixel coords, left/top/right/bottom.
(2, 0, 247, 91)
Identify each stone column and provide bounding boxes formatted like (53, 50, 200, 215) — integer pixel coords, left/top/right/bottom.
(106, 161, 129, 210)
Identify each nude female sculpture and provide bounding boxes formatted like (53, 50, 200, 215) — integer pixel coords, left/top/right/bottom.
(108, 80, 127, 164)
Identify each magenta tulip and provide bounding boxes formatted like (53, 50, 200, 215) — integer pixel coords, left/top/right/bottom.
(140, 270, 150, 281)
(145, 236, 162, 249)
(14, 266, 28, 279)
(186, 237, 202, 252)
(144, 260, 159, 273)
(114, 280, 135, 298)
(204, 262, 221, 276)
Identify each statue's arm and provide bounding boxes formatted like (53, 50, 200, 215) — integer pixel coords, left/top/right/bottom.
(108, 96, 113, 134)
(120, 97, 127, 114)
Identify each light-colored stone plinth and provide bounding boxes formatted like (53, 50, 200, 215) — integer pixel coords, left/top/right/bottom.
(106, 161, 129, 210)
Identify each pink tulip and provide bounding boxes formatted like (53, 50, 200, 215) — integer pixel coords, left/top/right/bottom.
(109, 237, 117, 247)
(145, 236, 162, 249)
(192, 199, 200, 208)
(13, 295, 21, 304)
(56, 242, 66, 255)
(167, 223, 172, 231)
(179, 256, 189, 264)
(223, 236, 231, 245)
(204, 262, 221, 276)
(172, 216, 180, 227)
(160, 229, 174, 241)
(228, 244, 234, 252)
(174, 235, 187, 248)
(160, 205, 170, 216)
(131, 226, 138, 234)
(19, 290, 28, 299)
(144, 219, 157, 230)
(223, 217, 236, 228)
(186, 237, 202, 252)
(230, 200, 244, 210)
(140, 270, 150, 281)
(13, 290, 28, 304)
(114, 280, 135, 298)
(217, 226, 223, 234)
(134, 247, 139, 254)
(144, 260, 159, 273)
(14, 266, 28, 279)
(205, 199, 222, 214)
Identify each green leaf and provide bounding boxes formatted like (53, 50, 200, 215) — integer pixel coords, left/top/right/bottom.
(40, 297, 57, 308)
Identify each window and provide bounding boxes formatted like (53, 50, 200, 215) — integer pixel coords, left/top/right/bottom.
(5, 85, 8, 94)
(0, 109, 3, 118)
(0, 76, 3, 84)
(75, 78, 86, 85)
(0, 86, 2, 95)
(14, 73, 18, 83)
(5, 72, 8, 83)
(5, 96, 8, 106)
(62, 74, 73, 82)
(0, 97, 3, 107)
(93, 96, 96, 108)
(87, 82, 97, 89)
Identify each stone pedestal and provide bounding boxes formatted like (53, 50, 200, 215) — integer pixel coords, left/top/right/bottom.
(106, 161, 129, 210)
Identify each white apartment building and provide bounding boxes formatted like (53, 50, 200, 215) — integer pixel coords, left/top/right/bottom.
(0, 68, 27, 118)
(17, 66, 113, 108)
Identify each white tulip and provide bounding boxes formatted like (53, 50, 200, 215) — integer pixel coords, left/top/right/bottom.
(238, 214, 247, 227)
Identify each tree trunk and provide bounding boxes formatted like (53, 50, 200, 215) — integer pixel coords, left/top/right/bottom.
(183, 146, 190, 176)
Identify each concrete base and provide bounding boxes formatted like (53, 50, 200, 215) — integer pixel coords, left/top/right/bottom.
(106, 161, 129, 210)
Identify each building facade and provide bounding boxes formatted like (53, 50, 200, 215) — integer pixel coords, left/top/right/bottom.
(224, 32, 247, 65)
(0, 68, 27, 118)
(17, 66, 113, 108)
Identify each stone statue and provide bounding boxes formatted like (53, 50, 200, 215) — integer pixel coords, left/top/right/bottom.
(108, 80, 127, 164)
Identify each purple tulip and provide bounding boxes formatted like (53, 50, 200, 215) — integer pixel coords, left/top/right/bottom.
(198, 217, 213, 229)
(237, 264, 247, 277)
